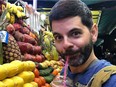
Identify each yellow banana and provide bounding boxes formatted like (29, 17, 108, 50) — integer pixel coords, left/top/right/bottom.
(17, 6, 23, 11)
(21, 12, 25, 17)
(2, 4, 5, 11)
(16, 10, 22, 18)
(6, 2, 11, 9)
(12, 4, 17, 13)
(6, 12, 10, 20)
(10, 13, 15, 24)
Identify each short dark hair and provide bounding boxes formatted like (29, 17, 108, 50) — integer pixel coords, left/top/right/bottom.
(49, 0, 93, 29)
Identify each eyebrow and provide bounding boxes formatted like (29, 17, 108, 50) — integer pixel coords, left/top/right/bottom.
(68, 27, 82, 33)
(53, 32, 60, 36)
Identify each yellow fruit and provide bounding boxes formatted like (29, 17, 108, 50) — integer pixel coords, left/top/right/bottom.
(6, 12, 10, 20)
(23, 83, 34, 87)
(44, 35, 51, 47)
(2, 4, 5, 11)
(11, 76, 24, 87)
(31, 82, 38, 87)
(11, 60, 24, 73)
(18, 71, 35, 83)
(23, 61, 30, 71)
(51, 46, 59, 61)
(26, 61, 36, 71)
(6, 2, 11, 9)
(2, 78, 15, 87)
(10, 13, 15, 24)
(44, 52, 52, 60)
(0, 65, 8, 80)
(21, 12, 25, 17)
(0, 81, 6, 87)
(44, 60, 50, 66)
(2, 63, 18, 77)
(16, 10, 22, 18)
(17, 6, 23, 11)
(12, 4, 17, 13)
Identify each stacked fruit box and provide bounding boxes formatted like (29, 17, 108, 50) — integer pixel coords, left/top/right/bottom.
(0, 60, 38, 87)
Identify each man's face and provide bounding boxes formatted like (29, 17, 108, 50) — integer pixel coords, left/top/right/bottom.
(52, 16, 95, 67)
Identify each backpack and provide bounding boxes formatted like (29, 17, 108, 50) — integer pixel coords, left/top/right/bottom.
(90, 65, 116, 87)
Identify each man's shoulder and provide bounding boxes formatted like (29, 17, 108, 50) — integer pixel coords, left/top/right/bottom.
(103, 74, 116, 87)
(91, 65, 116, 87)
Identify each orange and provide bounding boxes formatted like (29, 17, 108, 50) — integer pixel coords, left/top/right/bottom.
(34, 78, 42, 87)
(39, 76, 46, 85)
(33, 68, 39, 77)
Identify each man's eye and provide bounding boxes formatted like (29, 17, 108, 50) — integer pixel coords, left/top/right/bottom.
(54, 35, 63, 41)
(71, 31, 81, 37)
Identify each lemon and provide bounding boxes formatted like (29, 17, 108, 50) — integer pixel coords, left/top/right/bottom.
(0, 81, 6, 87)
(2, 78, 15, 87)
(23, 83, 34, 87)
(11, 60, 24, 73)
(0, 65, 8, 80)
(3, 63, 18, 77)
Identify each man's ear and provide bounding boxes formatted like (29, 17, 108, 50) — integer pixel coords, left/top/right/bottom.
(91, 23, 98, 43)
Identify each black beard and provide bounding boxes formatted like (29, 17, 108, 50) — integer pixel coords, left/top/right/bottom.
(59, 40, 93, 67)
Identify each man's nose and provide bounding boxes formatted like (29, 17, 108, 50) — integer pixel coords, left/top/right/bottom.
(62, 37, 73, 50)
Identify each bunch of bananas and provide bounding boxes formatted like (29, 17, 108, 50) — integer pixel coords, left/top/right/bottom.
(41, 30, 59, 61)
(5, 2, 25, 24)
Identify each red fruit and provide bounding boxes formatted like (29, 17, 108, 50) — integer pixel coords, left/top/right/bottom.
(23, 34, 37, 45)
(6, 24, 15, 34)
(35, 55, 42, 63)
(40, 54, 46, 62)
(17, 41, 35, 54)
(13, 23, 22, 31)
(33, 46, 42, 55)
(24, 53, 35, 61)
(20, 27, 30, 34)
(17, 42, 27, 54)
(13, 31, 23, 41)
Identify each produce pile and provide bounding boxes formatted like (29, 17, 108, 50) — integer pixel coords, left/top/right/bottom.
(0, 1, 65, 87)
(0, 60, 37, 87)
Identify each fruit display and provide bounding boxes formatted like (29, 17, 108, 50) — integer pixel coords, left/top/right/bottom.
(0, 60, 37, 87)
(0, 0, 46, 63)
(0, 1, 65, 87)
(40, 29, 59, 61)
(32, 60, 64, 86)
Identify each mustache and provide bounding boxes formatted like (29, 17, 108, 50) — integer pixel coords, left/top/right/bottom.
(62, 49, 80, 56)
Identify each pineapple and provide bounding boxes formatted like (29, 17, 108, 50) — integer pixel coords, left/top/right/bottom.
(2, 34, 22, 63)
